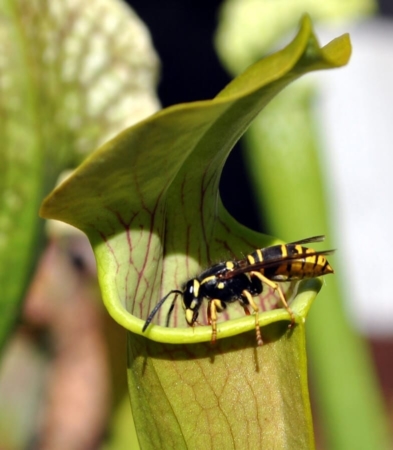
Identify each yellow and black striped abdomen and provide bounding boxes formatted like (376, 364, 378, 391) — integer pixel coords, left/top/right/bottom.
(247, 243, 334, 282)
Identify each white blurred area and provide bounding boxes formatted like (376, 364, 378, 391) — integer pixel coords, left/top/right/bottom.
(315, 18, 393, 335)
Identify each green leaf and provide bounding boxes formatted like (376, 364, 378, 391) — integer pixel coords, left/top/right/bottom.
(0, 0, 159, 352)
(41, 16, 350, 448)
(40, 15, 350, 341)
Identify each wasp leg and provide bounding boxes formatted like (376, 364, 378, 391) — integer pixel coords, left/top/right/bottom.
(166, 294, 179, 327)
(241, 290, 263, 346)
(207, 299, 225, 345)
(250, 272, 296, 326)
(242, 306, 251, 316)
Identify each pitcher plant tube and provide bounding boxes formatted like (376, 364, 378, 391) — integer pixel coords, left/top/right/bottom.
(41, 16, 350, 449)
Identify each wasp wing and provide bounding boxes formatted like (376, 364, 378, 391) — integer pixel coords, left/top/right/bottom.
(234, 236, 329, 267)
(233, 236, 329, 268)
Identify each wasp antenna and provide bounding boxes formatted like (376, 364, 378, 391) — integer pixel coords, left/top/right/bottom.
(288, 235, 326, 245)
(142, 290, 183, 332)
(311, 235, 325, 242)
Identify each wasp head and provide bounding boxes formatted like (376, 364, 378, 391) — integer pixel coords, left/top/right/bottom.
(182, 278, 203, 325)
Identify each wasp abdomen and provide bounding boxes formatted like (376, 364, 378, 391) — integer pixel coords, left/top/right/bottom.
(247, 243, 334, 282)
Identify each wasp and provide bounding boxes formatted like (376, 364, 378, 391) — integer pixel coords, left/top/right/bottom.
(142, 236, 334, 345)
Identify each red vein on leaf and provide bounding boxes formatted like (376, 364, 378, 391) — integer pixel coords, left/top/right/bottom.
(216, 215, 261, 250)
(134, 192, 166, 318)
(97, 229, 120, 274)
